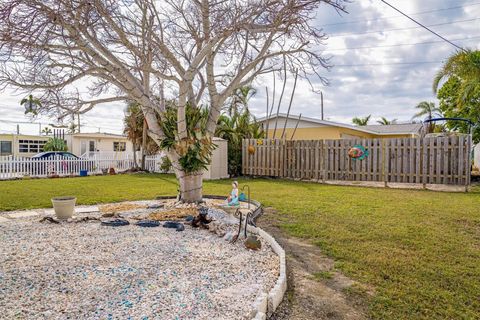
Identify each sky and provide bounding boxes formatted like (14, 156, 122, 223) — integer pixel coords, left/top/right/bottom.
(0, 0, 479, 135)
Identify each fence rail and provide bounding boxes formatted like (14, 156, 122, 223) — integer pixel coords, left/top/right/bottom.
(242, 136, 472, 187)
(0, 155, 136, 180)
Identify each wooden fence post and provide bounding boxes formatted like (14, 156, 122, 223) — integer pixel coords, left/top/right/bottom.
(382, 139, 387, 187)
(421, 138, 426, 189)
(466, 135, 472, 192)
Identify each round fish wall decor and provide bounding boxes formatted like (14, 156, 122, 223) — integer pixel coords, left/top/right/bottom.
(348, 145, 369, 160)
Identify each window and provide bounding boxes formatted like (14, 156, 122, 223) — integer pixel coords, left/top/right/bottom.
(18, 139, 47, 153)
(89, 140, 96, 152)
(113, 141, 126, 152)
(0, 141, 12, 155)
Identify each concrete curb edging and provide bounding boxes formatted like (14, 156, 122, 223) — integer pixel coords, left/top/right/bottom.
(247, 224, 287, 319)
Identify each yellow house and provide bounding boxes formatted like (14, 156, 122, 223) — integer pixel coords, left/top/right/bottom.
(257, 114, 423, 140)
(0, 132, 133, 157)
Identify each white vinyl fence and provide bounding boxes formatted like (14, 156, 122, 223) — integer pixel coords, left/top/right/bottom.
(144, 154, 172, 173)
(0, 155, 137, 180)
(81, 151, 142, 161)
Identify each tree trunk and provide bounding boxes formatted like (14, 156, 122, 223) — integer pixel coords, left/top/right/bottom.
(132, 142, 138, 168)
(177, 171, 203, 203)
(141, 118, 148, 170)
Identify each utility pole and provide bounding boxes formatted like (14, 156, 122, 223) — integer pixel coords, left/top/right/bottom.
(77, 113, 81, 133)
(321, 91, 324, 120)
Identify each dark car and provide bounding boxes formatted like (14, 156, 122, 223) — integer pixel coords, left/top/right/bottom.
(31, 151, 80, 159)
(28, 152, 95, 176)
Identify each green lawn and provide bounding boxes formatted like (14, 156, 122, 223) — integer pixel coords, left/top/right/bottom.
(1, 174, 479, 319)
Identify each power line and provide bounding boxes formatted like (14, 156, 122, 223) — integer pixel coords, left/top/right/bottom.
(0, 118, 123, 133)
(379, 0, 465, 51)
(323, 2, 480, 27)
(324, 35, 480, 52)
(0, 119, 45, 125)
(329, 17, 478, 37)
(335, 60, 442, 67)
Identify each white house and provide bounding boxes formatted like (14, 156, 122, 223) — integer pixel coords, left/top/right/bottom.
(0, 132, 134, 157)
(65, 132, 135, 157)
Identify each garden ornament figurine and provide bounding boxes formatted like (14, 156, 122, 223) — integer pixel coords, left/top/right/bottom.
(191, 205, 211, 228)
(227, 181, 240, 206)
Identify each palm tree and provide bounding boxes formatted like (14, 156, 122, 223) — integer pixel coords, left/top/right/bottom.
(67, 123, 78, 134)
(433, 50, 480, 108)
(412, 101, 443, 133)
(352, 115, 371, 126)
(215, 109, 264, 176)
(41, 127, 52, 135)
(376, 117, 397, 125)
(227, 85, 256, 116)
(43, 137, 67, 151)
(123, 102, 143, 168)
(20, 94, 42, 115)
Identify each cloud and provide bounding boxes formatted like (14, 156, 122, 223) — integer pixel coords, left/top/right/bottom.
(0, 0, 479, 134)
(250, 0, 480, 124)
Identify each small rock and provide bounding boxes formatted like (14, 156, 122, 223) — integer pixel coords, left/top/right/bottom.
(244, 235, 262, 250)
(163, 221, 184, 232)
(223, 232, 233, 242)
(136, 220, 160, 228)
(39, 217, 60, 224)
(147, 204, 164, 209)
(101, 212, 115, 218)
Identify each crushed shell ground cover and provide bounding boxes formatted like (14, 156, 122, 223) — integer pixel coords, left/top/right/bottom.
(0, 213, 279, 319)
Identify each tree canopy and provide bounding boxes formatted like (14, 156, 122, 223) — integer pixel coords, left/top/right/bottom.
(43, 137, 67, 152)
(434, 50, 480, 143)
(0, 0, 344, 201)
(437, 77, 480, 143)
(376, 117, 397, 125)
(352, 115, 371, 126)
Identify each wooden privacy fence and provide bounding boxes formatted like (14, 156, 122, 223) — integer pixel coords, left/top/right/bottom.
(242, 136, 472, 186)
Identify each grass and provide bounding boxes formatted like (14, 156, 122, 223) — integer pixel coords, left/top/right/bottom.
(312, 271, 334, 280)
(1, 174, 479, 319)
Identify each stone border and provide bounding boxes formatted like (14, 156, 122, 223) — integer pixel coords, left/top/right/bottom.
(207, 196, 287, 319)
(247, 224, 287, 319)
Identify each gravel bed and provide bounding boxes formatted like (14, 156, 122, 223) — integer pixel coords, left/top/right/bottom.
(0, 213, 279, 319)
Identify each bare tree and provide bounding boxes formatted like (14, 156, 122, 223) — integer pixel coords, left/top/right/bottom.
(0, 0, 345, 202)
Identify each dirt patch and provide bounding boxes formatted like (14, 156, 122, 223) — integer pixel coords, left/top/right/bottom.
(258, 208, 368, 320)
(149, 207, 198, 221)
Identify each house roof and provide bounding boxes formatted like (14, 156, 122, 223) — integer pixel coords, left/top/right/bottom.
(257, 113, 422, 136)
(363, 123, 423, 135)
(68, 132, 127, 139)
